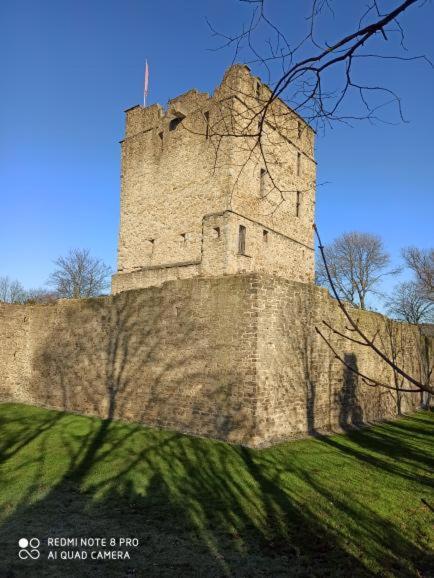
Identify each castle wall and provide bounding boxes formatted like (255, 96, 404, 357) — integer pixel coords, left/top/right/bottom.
(1, 275, 428, 447)
(0, 304, 30, 402)
(221, 66, 316, 262)
(113, 210, 314, 292)
(112, 262, 200, 292)
(215, 212, 314, 283)
(0, 276, 260, 445)
(254, 276, 426, 445)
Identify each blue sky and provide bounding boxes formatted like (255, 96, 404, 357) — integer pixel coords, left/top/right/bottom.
(1, 0, 433, 306)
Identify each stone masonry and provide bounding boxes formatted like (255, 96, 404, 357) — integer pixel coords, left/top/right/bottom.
(0, 276, 429, 447)
(112, 65, 316, 293)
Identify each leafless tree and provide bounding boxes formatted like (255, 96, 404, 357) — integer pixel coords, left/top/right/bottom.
(47, 249, 111, 299)
(0, 276, 27, 304)
(24, 288, 59, 305)
(206, 0, 432, 201)
(315, 231, 397, 310)
(402, 247, 434, 301)
(314, 225, 433, 397)
(386, 281, 433, 323)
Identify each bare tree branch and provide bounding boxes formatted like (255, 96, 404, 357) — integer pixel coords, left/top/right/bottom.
(314, 224, 433, 395)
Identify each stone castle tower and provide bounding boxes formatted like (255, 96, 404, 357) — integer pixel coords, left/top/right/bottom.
(112, 65, 316, 293)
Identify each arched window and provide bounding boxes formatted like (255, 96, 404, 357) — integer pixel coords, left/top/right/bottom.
(169, 114, 185, 131)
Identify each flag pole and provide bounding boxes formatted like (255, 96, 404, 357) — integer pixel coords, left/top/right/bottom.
(144, 60, 149, 107)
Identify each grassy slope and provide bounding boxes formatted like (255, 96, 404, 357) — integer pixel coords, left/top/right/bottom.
(0, 403, 432, 577)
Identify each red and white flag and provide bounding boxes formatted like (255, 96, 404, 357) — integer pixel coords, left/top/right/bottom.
(144, 60, 149, 106)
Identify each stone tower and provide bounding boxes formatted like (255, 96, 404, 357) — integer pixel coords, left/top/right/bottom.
(112, 65, 316, 293)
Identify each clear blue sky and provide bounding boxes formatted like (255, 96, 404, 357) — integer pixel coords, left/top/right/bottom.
(1, 0, 433, 305)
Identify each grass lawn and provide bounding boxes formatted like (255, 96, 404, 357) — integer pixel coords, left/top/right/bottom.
(0, 403, 432, 577)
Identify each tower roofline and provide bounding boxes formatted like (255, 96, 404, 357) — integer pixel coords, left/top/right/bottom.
(122, 64, 314, 134)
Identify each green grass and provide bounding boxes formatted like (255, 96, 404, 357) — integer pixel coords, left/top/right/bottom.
(0, 403, 433, 577)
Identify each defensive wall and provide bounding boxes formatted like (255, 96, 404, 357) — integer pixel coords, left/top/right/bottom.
(1, 274, 429, 447)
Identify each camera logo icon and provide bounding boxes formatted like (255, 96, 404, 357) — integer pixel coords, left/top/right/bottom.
(18, 538, 40, 560)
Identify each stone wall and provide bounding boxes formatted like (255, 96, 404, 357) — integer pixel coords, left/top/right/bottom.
(0, 274, 429, 447)
(112, 211, 314, 292)
(0, 276, 259, 445)
(254, 276, 428, 446)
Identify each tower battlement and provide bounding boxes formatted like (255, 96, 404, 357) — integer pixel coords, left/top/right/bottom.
(112, 65, 316, 293)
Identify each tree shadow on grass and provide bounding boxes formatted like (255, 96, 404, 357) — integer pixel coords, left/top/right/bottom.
(316, 417, 434, 486)
(0, 405, 433, 577)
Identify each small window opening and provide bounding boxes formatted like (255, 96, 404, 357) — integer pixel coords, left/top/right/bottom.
(204, 111, 210, 139)
(296, 191, 301, 217)
(169, 115, 185, 131)
(260, 168, 267, 197)
(297, 121, 302, 139)
(158, 131, 163, 142)
(213, 226, 220, 238)
(181, 233, 187, 242)
(263, 230, 269, 243)
(238, 225, 246, 255)
(297, 152, 301, 176)
(256, 81, 261, 99)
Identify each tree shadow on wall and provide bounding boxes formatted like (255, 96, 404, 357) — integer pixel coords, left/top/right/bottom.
(30, 286, 256, 448)
(339, 353, 364, 429)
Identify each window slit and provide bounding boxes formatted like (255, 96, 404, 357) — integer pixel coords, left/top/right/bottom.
(238, 225, 246, 255)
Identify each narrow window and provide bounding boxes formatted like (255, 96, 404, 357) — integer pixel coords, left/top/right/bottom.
(256, 81, 261, 99)
(263, 230, 268, 243)
(260, 168, 267, 197)
(297, 152, 301, 176)
(238, 225, 246, 255)
(181, 233, 187, 242)
(297, 121, 302, 139)
(158, 131, 164, 145)
(204, 111, 210, 139)
(296, 191, 301, 217)
(213, 226, 220, 238)
(149, 238, 155, 254)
